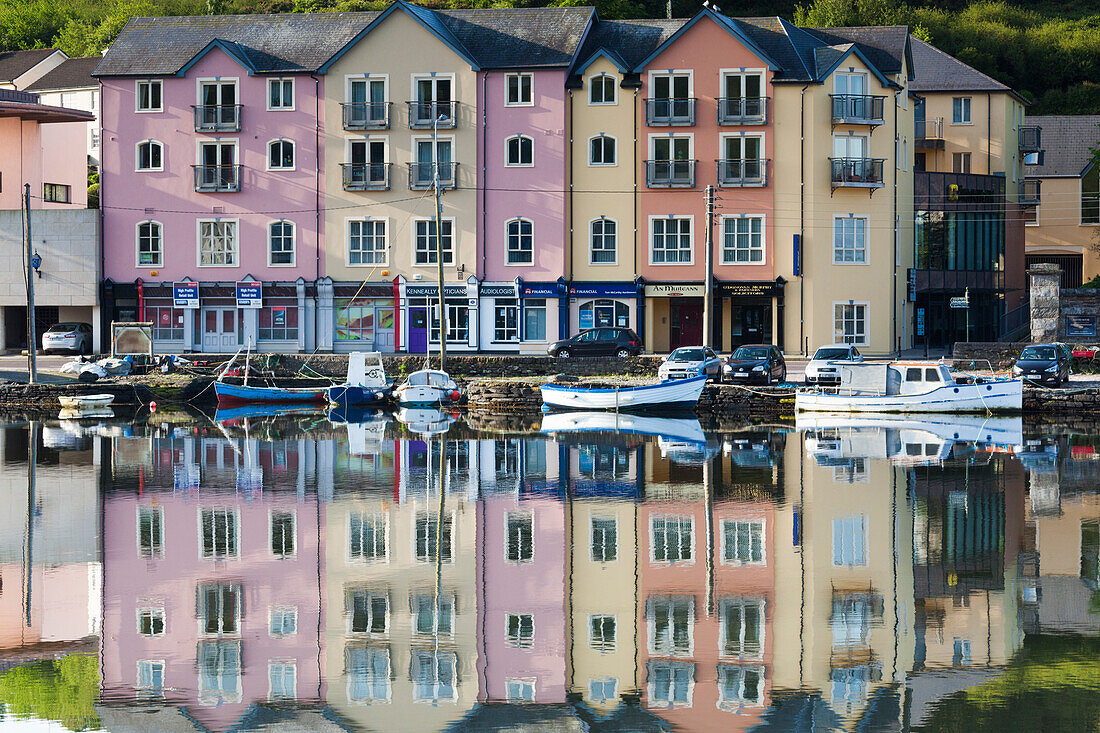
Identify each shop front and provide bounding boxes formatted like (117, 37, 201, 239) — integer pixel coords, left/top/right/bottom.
(567, 281, 643, 342)
(479, 282, 521, 353)
(643, 283, 706, 352)
(716, 279, 785, 352)
(519, 280, 567, 352)
(333, 282, 397, 353)
(398, 276, 479, 354)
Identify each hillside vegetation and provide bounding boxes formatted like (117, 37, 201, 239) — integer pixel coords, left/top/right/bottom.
(2, 0, 1099, 113)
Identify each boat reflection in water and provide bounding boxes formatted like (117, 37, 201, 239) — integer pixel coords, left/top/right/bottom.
(0, 409, 1097, 732)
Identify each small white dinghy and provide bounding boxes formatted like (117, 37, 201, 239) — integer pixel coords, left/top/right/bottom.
(395, 369, 461, 406)
(795, 362, 1022, 414)
(58, 393, 115, 410)
(540, 374, 707, 411)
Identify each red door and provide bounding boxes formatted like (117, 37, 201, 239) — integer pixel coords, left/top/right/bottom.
(669, 298, 703, 349)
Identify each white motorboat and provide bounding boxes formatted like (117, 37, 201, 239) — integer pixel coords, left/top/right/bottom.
(396, 407, 457, 435)
(58, 393, 115, 409)
(540, 374, 707, 411)
(795, 362, 1021, 413)
(395, 369, 461, 406)
(796, 413, 1023, 448)
(539, 410, 706, 444)
(328, 351, 393, 405)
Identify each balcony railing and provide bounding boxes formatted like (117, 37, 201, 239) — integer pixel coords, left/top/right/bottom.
(407, 101, 458, 129)
(1019, 125, 1042, 153)
(1020, 178, 1041, 206)
(830, 95, 885, 125)
(915, 117, 944, 149)
(829, 157, 885, 188)
(192, 164, 241, 192)
(408, 162, 457, 190)
(716, 158, 768, 187)
(645, 98, 696, 126)
(342, 162, 391, 191)
(645, 159, 696, 188)
(342, 102, 391, 130)
(717, 97, 768, 125)
(192, 104, 241, 132)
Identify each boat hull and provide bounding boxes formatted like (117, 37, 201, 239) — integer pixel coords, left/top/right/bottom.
(540, 375, 708, 411)
(394, 385, 460, 406)
(328, 384, 390, 405)
(58, 393, 114, 409)
(215, 381, 328, 405)
(795, 379, 1022, 413)
(540, 411, 706, 443)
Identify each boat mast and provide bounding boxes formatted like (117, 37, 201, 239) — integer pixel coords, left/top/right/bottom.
(433, 110, 447, 372)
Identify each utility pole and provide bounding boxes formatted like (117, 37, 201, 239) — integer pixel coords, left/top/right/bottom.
(433, 109, 447, 371)
(702, 184, 715, 349)
(23, 184, 37, 385)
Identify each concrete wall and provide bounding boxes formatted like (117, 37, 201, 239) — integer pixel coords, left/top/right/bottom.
(0, 208, 98, 305)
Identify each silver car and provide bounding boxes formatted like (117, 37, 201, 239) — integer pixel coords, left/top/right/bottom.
(658, 346, 723, 381)
(41, 322, 92, 354)
(804, 344, 863, 385)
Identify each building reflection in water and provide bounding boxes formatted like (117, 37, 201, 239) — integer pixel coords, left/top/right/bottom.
(0, 413, 1096, 731)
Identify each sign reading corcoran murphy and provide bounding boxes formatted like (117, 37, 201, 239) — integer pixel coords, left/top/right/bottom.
(235, 281, 262, 309)
(644, 283, 707, 297)
(1066, 315, 1097, 338)
(716, 281, 780, 297)
(569, 282, 636, 298)
(173, 282, 199, 309)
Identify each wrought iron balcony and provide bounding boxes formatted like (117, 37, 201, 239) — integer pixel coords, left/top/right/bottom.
(342, 162, 391, 191)
(830, 95, 885, 126)
(716, 158, 768, 187)
(716, 97, 768, 125)
(915, 117, 944, 149)
(407, 101, 458, 129)
(408, 161, 457, 190)
(192, 164, 241, 192)
(1020, 178, 1041, 206)
(829, 157, 885, 188)
(1019, 125, 1042, 153)
(342, 102, 391, 130)
(645, 98, 696, 126)
(192, 104, 241, 132)
(645, 159, 696, 188)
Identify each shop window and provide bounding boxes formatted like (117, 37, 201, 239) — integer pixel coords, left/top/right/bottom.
(524, 298, 547, 340)
(494, 300, 519, 341)
(148, 305, 183, 341)
(336, 299, 394, 344)
(506, 218, 534, 264)
(137, 220, 163, 266)
(579, 299, 628, 329)
(268, 220, 295, 266)
(258, 306, 298, 341)
(430, 303, 468, 343)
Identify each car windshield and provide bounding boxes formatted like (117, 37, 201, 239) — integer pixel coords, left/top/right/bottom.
(733, 346, 770, 359)
(813, 347, 850, 360)
(47, 323, 81, 333)
(1020, 346, 1057, 361)
(669, 348, 704, 362)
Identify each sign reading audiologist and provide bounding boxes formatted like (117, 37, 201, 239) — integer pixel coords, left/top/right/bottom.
(644, 283, 706, 297)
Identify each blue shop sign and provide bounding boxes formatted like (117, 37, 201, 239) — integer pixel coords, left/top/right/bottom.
(569, 282, 637, 298)
(521, 282, 560, 298)
(236, 281, 262, 309)
(173, 282, 199, 309)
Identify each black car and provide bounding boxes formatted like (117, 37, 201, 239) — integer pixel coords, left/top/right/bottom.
(723, 344, 786, 385)
(1013, 343, 1070, 386)
(548, 328, 643, 358)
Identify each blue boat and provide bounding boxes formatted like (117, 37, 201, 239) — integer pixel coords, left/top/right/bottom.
(328, 352, 394, 405)
(214, 380, 328, 405)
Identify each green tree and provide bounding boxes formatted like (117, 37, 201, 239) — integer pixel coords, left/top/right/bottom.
(0, 655, 101, 732)
(0, 0, 68, 49)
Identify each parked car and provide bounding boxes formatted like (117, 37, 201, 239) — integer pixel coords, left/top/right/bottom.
(804, 343, 863, 385)
(41, 322, 92, 354)
(547, 328, 642, 359)
(659, 346, 723, 381)
(1013, 343, 1070, 386)
(723, 344, 786, 384)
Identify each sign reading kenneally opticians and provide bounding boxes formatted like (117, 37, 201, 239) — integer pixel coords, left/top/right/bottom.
(644, 284, 706, 297)
(235, 281, 262, 309)
(406, 284, 468, 298)
(173, 282, 199, 309)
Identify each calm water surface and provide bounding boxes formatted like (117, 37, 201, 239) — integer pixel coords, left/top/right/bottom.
(1, 408, 1098, 732)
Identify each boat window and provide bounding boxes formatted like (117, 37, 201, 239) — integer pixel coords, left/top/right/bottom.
(925, 444, 939, 456)
(428, 372, 449, 387)
(905, 368, 922, 382)
(409, 372, 429, 386)
(925, 368, 941, 382)
(906, 444, 921, 456)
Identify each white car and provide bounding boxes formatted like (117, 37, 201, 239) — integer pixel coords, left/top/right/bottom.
(41, 322, 93, 354)
(658, 346, 723, 381)
(804, 344, 863, 385)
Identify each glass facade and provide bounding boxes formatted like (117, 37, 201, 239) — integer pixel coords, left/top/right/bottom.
(915, 210, 1004, 272)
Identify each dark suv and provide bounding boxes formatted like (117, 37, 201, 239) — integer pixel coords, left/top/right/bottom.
(548, 328, 643, 358)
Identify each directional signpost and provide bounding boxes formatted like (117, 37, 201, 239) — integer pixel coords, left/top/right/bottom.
(950, 288, 970, 343)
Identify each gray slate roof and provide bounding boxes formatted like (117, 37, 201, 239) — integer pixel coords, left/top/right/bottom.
(1024, 115, 1100, 177)
(909, 36, 1010, 93)
(438, 8, 595, 68)
(567, 17, 687, 71)
(93, 13, 379, 76)
(0, 48, 61, 82)
(808, 25, 909, 76)
(25, 56, 100, 91)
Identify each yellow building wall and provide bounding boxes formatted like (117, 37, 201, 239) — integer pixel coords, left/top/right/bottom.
(322, 10, 479, 283)
(1026, 176, 1100, 283)
(920, 91, 1020, 181)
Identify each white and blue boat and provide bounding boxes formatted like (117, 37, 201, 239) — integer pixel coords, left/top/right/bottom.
(328, 352, 393, 405)
(540, 374, 708, 411)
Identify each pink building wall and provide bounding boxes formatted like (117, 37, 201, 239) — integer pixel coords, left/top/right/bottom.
(0, 117, 87, 210)
(479, 70, 567, 282)
(636, 17, 775, 284)
(99, 47, 322, 283)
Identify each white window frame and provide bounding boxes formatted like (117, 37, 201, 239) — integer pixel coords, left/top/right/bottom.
(494, 301, 519, 342)
(649, 215, 694, 266)
(647, 69, 694, 98)
(588, 134, 617, 167)
(952, 96, 972, 125)
(647, 661, 695, 708)
(268, 508, 297, 558)
(135, 219, 164, 268)
(135, 139, 163, 171)
(409, 73, 455, 105)
(717, 664, 765, 709)
(590, 514, 618, 562)
(718, 131, 765, 161)
(266, 77, 295, 111)
(588, 73, 617, 105)
(588, 613, 617, 652)
(268, 661, 297, 701)
(266, 138, 296, 171)
(832, 215, 868, 265)
(135, 79, 162, 113)
(346, 217, 389, 267)
(717, 598, 765, 659)
(195, 77, 239, 108)
(505, 217, 534, 265)
(197, 507, 241, 559)
(413, 510, 454, 564)
(504, 511, 534, 563)
(347, 511, 389, 563)
(650, 515, 694, 564)
(1083, 171, 1100, 226)
(646, 596, 695, 656)
(346, 73, 389, 104)
(833, 70, 869, 95)
(195, 137, 238, 169)
(505, 72, 533, 106)
(648, 132, 694, 160)
(719, 69, 766, 101)
(589, 677, 618, 702)
(413, 217, 455, 267)
(505, 135, 534, 167)
(267, 219, 296, 267)
(136, 504, 165, 557)
(505, 677, 537, 703)
(137, 607, 166, 637)
(268, 606, 298, 637)
(719, 214, 766, 265)
(196, 218, 240, 268)
(136, 660, 166, 696)
(589, 217, 618, 266)
(346, 588, 389, 635)
(833, 301, 869, 346)
(832, 514, 869, 566)
(720, 518, 766, 565)
(505, 612, 535, 648)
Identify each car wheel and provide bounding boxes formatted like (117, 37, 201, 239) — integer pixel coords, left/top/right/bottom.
(615, 348, 631, 359)
(80, 340, 90, 355)
(557, 348, 572, 359)
(780, 368, 787, 383)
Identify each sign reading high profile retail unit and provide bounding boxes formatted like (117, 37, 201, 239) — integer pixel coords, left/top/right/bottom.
(173, 282, 199, 309)
(236, 281, 262, 309)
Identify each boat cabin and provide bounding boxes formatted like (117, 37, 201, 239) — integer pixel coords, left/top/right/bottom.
(828, 362, 956, 396)
(406, 369, 454, 387)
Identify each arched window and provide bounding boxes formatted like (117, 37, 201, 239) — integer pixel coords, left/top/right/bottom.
(269, 220, 295, 266)
(136, 140, 162, 171)
(506, 218, 533, 264)
(590, 218, 617, 264)
(505, 135, 533, 167)
(579, 299, 629, 329)
(589, 74, 616, 105)
(589, 135, 616, 166)
(268, 139, 295, 170)
(136, 220, 163, 266)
